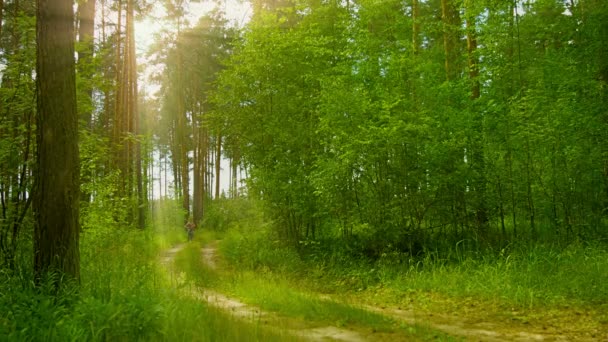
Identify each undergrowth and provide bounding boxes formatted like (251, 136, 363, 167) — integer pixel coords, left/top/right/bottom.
(0, 205, 295, 341)
(208, 199, 608, 311)
(176, 233, 461, 341)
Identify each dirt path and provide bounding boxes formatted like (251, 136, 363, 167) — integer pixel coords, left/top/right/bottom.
(364, 306, 554, 342)
(164, 243, 604, 341)
(161, 244, 370, 341)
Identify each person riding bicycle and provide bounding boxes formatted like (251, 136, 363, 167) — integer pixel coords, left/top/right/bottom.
(185, 219, 196, 241)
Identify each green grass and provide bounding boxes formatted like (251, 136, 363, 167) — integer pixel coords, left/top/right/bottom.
(221, 227, 608, 310)
(173, 231, 462, 341)
(219, 270, 392, 330)
(177, 232, 394, 330)
(0, 226, 299, 341)
(197, 198, 608, 338)
(386, 243, 608, 308)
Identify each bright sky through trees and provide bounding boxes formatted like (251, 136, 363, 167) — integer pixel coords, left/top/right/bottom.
(132, 2, 250, 200)
(135, 1, 251, 55)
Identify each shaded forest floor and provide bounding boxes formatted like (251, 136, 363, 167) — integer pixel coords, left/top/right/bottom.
(165, 233, 608, 341)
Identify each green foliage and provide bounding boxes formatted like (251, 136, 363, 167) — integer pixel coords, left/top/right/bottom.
(211, 0, 608, 251)
(214, 199, 608, 309)
(0, 9, 37, 268)
(221, 227, 304, 274)
(203, 197, 265, 232)
(0, 225, 296, 341)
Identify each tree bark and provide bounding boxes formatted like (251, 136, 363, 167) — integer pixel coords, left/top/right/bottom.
(77, 0, 95, 206)
(215, 131, 221, 199)
(126, 0, 145, 229)
(34, 0, 80, 285)
(0, 0, 4, 40)
(441, 0, 460, 81)
(466, 0, 488, 232)
(77, 0, 95, 127)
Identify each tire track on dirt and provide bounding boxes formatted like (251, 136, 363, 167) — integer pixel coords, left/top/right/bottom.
(164, 243, 591, 341)
(161, 243, 368, 341)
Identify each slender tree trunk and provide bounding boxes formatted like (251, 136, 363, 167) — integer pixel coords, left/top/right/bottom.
(466, 3, 480, 100)
(466, 0, 488, 233)
(441, 0, 460, 82)
(174, 21, 189, 221)
(77, 0, 95, 207)
(0, 0, 4, 42)
(525, 137, 535, 236)
(164, 153, 168, 198)
(507, 0, 517, 237)
(127, 0, 145, 229)
(77, 0, 95, 127)
(122, 0, 132, 203)
(193, 111, 204, 224)
(215, 131, 221, 199)
(201, 125, 207, 215)
(158, 150, 163, 199)
(232, 156, 238, 198)
(113, 0, 125, 195)
(34, 0, 80, 285)
(411, 0, 420, 109)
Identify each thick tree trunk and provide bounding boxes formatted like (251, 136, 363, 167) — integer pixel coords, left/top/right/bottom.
(34, 0, 80, 284)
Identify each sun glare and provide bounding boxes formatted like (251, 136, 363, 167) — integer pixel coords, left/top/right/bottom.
(134, 1, 251, 56)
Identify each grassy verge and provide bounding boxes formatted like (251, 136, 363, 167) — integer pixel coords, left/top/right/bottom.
(174, 232, 461, 341)
(199, 199, 608, 339)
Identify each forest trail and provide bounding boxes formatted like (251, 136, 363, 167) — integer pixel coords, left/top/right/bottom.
(363, 306, 560, 342)
(163, 243, 595, 341)
(161, 243, 371, 341)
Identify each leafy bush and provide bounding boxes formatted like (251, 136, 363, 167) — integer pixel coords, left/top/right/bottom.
(202, 197, 264, 232)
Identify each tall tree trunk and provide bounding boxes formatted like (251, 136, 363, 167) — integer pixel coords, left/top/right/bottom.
(0, 0, 4, 40)
(466, 0, 488, 233)
(441, 0, 460, 82)
(232, 155, 238, 198)
(164, 153, 168, 197)
(77, 0, 95, 206)
(113, 0, 125, 194)
(126, 0, 145, 229)
(34, 0, 80, 285)
(77, 0, 95, 127)
(193, 112, 204, 224)
(507, 0, 517, 237)
(215, 131, 221, 199)
(122, 0, 132, 202)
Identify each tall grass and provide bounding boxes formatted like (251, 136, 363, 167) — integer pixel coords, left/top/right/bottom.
(205, 199, 608, 311)
(391, 243, 608, 308)
(0, 219, 296, 341)
(176, 240, 394, 331)
(176, 233, 465, 341)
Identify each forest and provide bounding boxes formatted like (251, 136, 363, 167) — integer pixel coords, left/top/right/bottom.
(0, 0, 607, 340)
